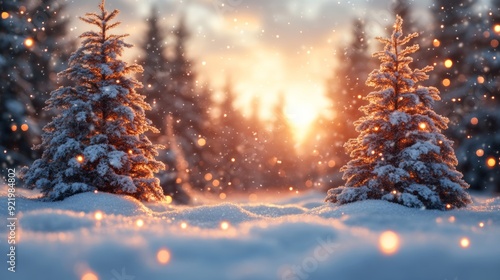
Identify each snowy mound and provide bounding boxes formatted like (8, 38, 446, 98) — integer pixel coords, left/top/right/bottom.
(1, 186, 499, 280)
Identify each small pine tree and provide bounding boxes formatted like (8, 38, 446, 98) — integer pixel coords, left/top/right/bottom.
(326, 16, 471, 210)
(21, 0, 165, 201)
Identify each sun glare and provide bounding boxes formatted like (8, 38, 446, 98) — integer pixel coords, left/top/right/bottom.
(285, 100, 319, 141)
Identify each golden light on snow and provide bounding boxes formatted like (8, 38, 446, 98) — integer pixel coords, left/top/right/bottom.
(81, 272, 98, 280)
(476, 149, 484, 157)
(442, 78, 451, 87)
(486, 157, 497, 168)
(460, 237, 470, 248)
(418, 123, 427, 130)
(197, 138, 206, 147)
(444, 59, 453, 68)
(470, 117, 478, 125)
(77, 155, 84, 163)
(94, 211, 103, 221)
(379, 231, 400, 255)
(135, 219, 144, 227)
(494, 24, 500, 33)
(432, 39, 441, 47)
(219, 192, 227, 200)
(21, 124, 29, 131)
(11, 124, 17, 132)
(180, 222, 188, 229)
(1, 12, 9, 19)
(156, 248, 171, 265)
(220, 221, 230, 230)
(477, 76, 485, 84)
(24, 37, 34, 47)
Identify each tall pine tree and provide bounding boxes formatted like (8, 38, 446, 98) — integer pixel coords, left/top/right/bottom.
(326, 16, 471, 210)
(21, 0, 165, 201)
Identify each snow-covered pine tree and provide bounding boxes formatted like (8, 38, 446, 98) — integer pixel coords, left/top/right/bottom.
(325, 16, 472, 210)
(0, 0, 40, 167)
(21, 0, 165, 201)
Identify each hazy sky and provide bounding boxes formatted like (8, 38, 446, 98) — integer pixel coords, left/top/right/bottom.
(63, 0, 433, 130)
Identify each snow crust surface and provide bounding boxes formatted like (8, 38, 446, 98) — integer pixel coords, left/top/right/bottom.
(1, 186, 499, 280)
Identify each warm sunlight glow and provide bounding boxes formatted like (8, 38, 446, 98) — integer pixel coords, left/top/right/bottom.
(379, 231, 400, 255)
(476, 149, 484, 157)
(220, 221, 230, 230)
(77, 155, 84, 163)
(418, 123, 427, 130)
(81, 272, 98, 280)
(94, 211, 103, 221)
(157, 248, 171, 265)
(24, 38, 34, 47)
(486, 157, 497, 168)
(180, 222, 188, 229)
(479, 222, 485, 228)
(460, 237, 470, 248)
(1, 12, 9, 19)
(285, 100, 319, 141)
(444, 59, 453, 68)
(135, 219, 144, 227)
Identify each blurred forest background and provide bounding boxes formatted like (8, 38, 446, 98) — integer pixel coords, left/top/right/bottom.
(1, 0, 499, 203)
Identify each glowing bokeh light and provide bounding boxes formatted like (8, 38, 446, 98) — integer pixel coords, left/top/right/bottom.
(81, 272, 98, 280)
(419, 123, 427, 130)
(157, 248, 171, 265)
(180, 222, 188, 229)
(494, 24, 500, 33)
(94, 211, 103, 221)
(220, 221, 230, 230)
(486, 157, 497, 168)
(470, 117, 478, 125)
(135, 219, 144, 227)
(379, 231, 400, 255)
(444, 59, 453, 68)
(433, 38, 441, 47)
(24, 38, 34, 47)
(442, 78, 450, 87)
(219, 192, 226, 200)
(460, 238, 470, 248)
(1, 12, 9, 19)
(21, 124, 29, 131)
(476, 149, 484, 157)
(197, 138, 206, 147)
(77, 155, 84, 163)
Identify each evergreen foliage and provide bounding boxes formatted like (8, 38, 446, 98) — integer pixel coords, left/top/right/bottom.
(326, 16, 471, 210)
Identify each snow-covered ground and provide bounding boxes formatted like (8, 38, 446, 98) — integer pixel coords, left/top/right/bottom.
(1, 185, 499, 280)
